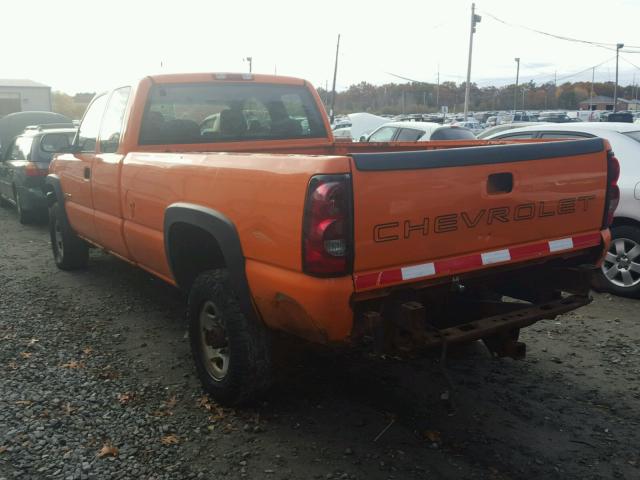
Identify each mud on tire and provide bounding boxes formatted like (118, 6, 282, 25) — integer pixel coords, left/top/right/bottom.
(188, 269, 272, 405)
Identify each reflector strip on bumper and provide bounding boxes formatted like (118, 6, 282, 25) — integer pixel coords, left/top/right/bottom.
(354, 232, 601, 290)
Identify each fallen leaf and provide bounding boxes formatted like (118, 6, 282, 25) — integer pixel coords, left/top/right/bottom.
(61, 360, 84, 369)
(20, 352, 32, 359)
(117, 392, 135, 405)
(27, 338, 39, 346)
(0, 446, 7, 454)
(7, 361, 17, 370)
(97, 443, 119, 458)
(165, 395, 177, 409)
(83, 347, 93, 356)
(161, 434, 179, 445)
(423, 430, 441, 443)
(63, 403, 75, 415)
(15, 400, 33, 406)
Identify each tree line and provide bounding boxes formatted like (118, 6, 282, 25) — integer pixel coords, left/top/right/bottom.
(317, 80, 640, 115)
(51, 80, 640, 120)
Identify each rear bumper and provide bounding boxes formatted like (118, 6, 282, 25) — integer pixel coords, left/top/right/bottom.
(354, 230, 608, 292)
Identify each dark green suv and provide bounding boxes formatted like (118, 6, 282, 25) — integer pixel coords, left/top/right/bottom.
(0, 126, 76, 223)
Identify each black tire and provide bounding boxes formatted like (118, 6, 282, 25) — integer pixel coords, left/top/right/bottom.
(188, 269, 272, 405)
(594, 224, 640, 298)
(49, 201, 89, 270)
(15, 189, 34, 225)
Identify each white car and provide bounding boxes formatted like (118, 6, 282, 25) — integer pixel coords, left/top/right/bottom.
(486, 122, 640, 297)
(363, 121, 476, 142)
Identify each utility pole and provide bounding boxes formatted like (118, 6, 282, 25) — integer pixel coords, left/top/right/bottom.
(463, 3, 481, 120)
(614, 43, 624, 112)
(513, 57, 520, 113)
(244, 57, 253, 73)
(436, 66, 440, 109)
(589, 67, 595, 111)
(329, 34, 341, 124)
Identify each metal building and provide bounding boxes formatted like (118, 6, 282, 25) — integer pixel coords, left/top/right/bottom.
(0, 79, 52, 117)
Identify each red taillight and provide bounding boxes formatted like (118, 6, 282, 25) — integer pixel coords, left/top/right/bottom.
(603, 151, 620, 228)
(24, 162, 47, 177)
(302, 174, 353, 276)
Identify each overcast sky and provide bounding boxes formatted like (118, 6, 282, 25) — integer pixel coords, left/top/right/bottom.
(2, 0, 639, 94)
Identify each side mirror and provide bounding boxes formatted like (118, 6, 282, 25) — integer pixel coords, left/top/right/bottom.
(359, 135, 368, 142)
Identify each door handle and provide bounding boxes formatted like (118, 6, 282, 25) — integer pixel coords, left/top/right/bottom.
(84, 167, 91, 180)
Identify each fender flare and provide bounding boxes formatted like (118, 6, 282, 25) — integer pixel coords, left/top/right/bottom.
(44, 174, 72, 229)
(163, 203, 258, 324)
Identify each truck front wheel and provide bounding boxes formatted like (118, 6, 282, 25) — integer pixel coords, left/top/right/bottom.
(188, 269, 272, 405)
(49, 201, 89, 270)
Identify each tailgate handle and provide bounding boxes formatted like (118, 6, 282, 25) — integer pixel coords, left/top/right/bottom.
(487, 172, 513, 194)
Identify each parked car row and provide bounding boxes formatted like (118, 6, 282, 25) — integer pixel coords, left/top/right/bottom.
(0, 112, 75, 224)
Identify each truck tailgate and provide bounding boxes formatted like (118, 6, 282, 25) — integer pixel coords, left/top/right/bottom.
(350, 138, 607, 290)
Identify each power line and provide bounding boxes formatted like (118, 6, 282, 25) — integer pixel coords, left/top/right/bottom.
(480, 10, 640, 52)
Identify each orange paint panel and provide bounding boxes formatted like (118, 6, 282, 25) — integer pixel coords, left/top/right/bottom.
(122, 220, 172, 279)
(245, 259, 354, 342)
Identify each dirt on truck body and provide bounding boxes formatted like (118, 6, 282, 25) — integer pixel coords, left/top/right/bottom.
(45, 72, 619, 404)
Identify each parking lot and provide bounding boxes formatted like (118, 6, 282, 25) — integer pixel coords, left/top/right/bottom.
(0, 205, 638, 480)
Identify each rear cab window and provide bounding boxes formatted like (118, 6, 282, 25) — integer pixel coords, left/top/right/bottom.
(139, 82, 327, 145)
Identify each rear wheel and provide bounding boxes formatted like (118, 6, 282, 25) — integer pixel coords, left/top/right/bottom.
(49, 201, 89, 270)
(595, 225, 640, 298)
(188, 269, 272, 405)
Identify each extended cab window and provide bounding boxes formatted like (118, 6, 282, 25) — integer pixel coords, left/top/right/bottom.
(100, 87, 131, 153)
(139, 83, 327, 145)
(78, 94, 109, 153)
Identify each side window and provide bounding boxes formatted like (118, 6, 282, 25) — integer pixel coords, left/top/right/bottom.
(396, 128, 424, 141)
(497, 132, 538, 139)
(539, 132, 592, 139)
(100, 87, 131, 153)
(78, 94, 109, 153)
(368, 127, 397, 142)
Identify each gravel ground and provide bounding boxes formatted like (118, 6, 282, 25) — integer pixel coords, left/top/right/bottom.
(0, 204, 639, 480)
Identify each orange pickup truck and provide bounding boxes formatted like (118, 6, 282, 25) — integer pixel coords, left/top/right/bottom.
(46, 73, 619, 404)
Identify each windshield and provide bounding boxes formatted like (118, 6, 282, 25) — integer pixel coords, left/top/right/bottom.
(623, 131, 640, 143)
(139, 82, 327, 145)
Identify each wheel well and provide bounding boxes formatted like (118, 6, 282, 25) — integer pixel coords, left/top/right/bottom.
(611, 216, 640, 230)
(168, 222, 226, 291)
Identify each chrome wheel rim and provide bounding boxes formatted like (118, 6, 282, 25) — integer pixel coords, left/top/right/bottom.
(198, 300, 229, 381)
(602, 237, 640, 288)
(53, 217, 64, 259)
